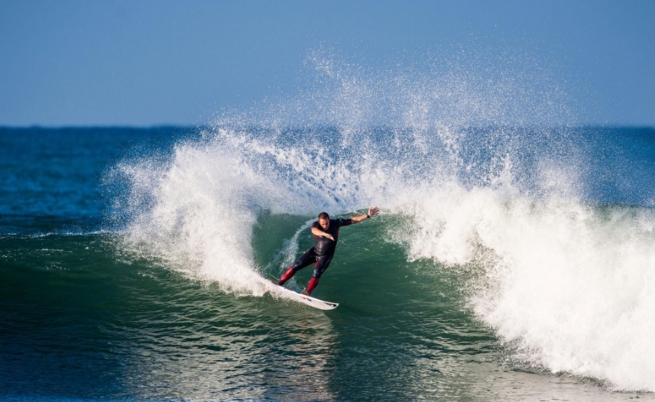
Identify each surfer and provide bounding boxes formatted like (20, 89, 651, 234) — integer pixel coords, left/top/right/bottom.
(277, 207, 379, 295)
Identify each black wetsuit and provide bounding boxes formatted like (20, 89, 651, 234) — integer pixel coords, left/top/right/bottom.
(297, 218, 352, 277)
(277, 218, 353, 293)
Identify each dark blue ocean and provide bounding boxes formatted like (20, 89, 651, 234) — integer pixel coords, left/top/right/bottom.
(2, 124, 655, 401)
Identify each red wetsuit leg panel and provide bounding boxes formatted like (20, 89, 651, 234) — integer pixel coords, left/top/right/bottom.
(278, 248, 317, 285)
(305, 277, 319, 295)
(303, 254, 334, 294)
(277, 267, 295, 286)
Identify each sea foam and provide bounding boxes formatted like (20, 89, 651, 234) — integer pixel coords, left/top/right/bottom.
(401, 182, 655, 391)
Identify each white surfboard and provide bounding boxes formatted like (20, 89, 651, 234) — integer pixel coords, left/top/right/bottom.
(260, 279, 339, 310)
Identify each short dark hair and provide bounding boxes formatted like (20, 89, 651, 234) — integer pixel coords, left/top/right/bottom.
(318, 212, 330, 220)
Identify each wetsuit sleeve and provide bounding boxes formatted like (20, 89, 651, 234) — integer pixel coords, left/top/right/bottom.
(338, 218, 353, 227)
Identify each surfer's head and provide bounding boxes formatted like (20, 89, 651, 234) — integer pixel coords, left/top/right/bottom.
(318, 212, 330, 230)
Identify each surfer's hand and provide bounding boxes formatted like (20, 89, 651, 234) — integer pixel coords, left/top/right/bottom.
(325, 233, 335, 241)
(367, 206, 379, 218)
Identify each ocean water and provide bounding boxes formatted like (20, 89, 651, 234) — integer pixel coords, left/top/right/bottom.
(2, 122, 655, 401)
(2, 47, 655, 402)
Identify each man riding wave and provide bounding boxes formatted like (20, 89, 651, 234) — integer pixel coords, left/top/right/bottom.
(277, 206, 379, 295)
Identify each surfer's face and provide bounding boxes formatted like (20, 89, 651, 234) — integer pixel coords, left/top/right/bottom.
(319, 217, 330, 230)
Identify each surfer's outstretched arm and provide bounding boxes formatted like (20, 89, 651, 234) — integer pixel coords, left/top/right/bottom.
(350, 206, 379, 224)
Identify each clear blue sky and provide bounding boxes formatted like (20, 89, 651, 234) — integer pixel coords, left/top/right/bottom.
(1, 0, 653, 127)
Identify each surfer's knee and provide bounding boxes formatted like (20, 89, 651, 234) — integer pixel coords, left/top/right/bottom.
(313, 256, 333, 278)
(312, 265, 325, 279)
(312, 266, 327, 278)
